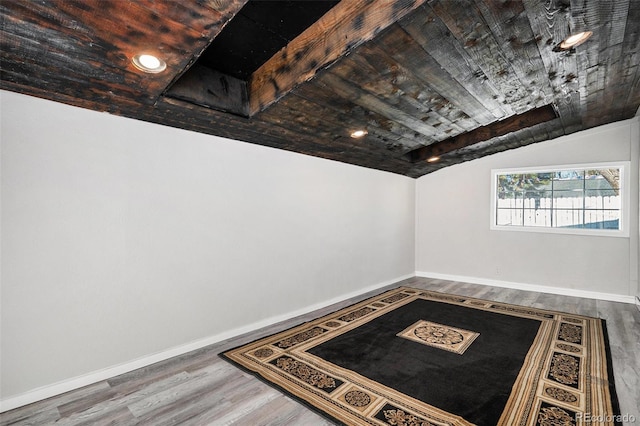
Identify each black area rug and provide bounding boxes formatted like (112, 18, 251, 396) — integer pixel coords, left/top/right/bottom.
(221, 287, 621, 426)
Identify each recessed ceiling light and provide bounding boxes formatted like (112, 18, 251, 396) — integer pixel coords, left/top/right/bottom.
(132, 53, 167, 73)
(556, 31, 593, 51)
(350, 129, 368, 138)
(427, 156, 440, 163)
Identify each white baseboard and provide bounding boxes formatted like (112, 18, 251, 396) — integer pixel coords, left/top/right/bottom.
(0, 273, 413, 413)
(415, 271, 637, 304)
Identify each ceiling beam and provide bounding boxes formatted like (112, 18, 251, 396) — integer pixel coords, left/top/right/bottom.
(407, 104, 558, 163)
(248, 0, 427, 115)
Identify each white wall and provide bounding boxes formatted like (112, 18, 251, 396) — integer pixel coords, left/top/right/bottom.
(2, 88, 637, 408)
(0, 91, 415, 402)
(416, 118, 640, 298)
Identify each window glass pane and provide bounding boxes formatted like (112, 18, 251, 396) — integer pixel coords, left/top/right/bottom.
(553, 209, 584, 227)
(553, 188, 582, 198)
(496, 209, 522, 226)
(585, 188, 617, 197)
(493, 164, 624, 234)
(584, 209, 620, 229)
(523, 209, 550, 227)
(585, 168, 620, 191)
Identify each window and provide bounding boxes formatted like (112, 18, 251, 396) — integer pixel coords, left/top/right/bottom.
(491, 162, 629, 237)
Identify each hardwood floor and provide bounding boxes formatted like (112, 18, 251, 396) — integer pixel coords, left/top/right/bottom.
(2, 277, 639, 425)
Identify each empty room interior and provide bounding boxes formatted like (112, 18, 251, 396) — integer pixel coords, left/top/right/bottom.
(1, 1, 639, 425)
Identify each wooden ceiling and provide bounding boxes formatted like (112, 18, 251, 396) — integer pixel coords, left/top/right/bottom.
(1, 0, 638, 178)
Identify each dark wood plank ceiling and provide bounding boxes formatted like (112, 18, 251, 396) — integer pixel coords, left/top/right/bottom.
(1, 0, 638, 178)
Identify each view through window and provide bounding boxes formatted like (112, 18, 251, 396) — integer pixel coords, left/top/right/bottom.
(492, 163, 627, 235)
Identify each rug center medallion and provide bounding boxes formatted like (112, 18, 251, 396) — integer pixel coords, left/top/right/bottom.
(397, 320, 480, 354)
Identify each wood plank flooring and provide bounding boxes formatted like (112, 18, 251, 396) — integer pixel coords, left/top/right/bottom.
(2, 277, 639, 425)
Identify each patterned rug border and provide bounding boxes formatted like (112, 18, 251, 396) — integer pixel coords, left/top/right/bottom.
(220, 286, 621, 426)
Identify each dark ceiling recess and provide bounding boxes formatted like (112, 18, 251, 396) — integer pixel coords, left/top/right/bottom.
(165, 0, 339, 117)
(199, 1, 340, 80)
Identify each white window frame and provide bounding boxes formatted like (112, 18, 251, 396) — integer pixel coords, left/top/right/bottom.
(491, 162, 630, 237)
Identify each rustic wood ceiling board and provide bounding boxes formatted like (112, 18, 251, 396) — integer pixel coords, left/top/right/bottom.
(595, 1, 640, 126)
(294, 79, 417, 147)
(372, 25, 489, 128)
(320, 71, 444, 139)
(308, 69, 439, 145)
(293, 75, 431, 154)
(407, 104, 557, 163)
(399, 4, 513, 121)
(326, 50, 468, 142)
(473, 0, 556, 108)
(188, 0, 247, 16)
(343, 39, 476, 135)
(569, 0, 600, 64)
(256, 98, 367, 155)
(290, 83, 427, 155)
(577, 1, 640, 127)
(48, 1, 216, 95)
(0, 4, 151, 103)
(315, 29, 491, 147)
(261, 92, 422, 157)
(330, 49, 410, 106)
(0, 0, 246, 105)
(427, 0, 539, 115)
(248, 0, 428, 115)
(582, 63, 606, 126)
(574, 0, 609, 127)
(622, 2, 640, 115)
(522, 0, 583, 133)
(0, 45, 162, 109)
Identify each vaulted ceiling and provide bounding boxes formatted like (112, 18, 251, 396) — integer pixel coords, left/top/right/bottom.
(1, 0, 639, 178)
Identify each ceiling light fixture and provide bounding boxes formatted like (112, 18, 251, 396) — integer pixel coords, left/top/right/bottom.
(132, 53, 167, 73)
(555, 31, 592, 51)
(427, 156, 440, 163)
(350, 129, 368, 138)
